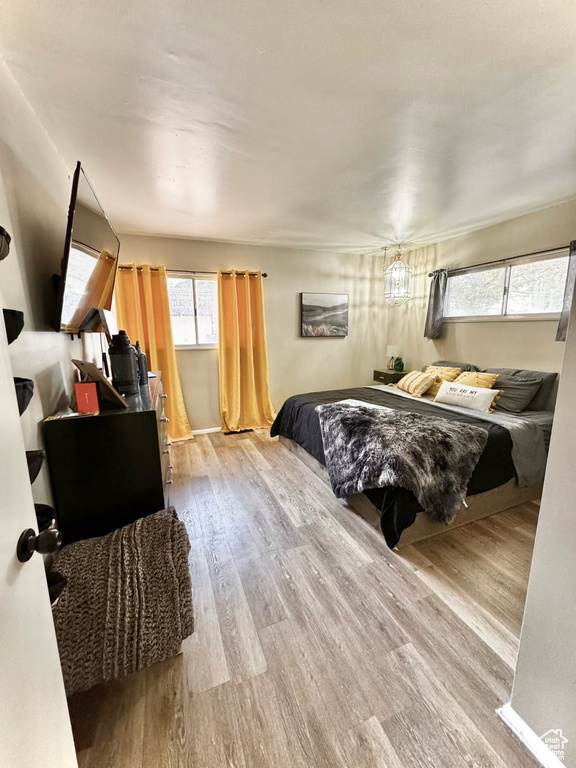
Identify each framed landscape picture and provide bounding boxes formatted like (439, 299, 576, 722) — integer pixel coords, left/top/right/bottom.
(300, 292, 349, 337)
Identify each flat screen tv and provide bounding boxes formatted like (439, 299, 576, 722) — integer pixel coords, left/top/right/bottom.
(53, 161, 120, 332)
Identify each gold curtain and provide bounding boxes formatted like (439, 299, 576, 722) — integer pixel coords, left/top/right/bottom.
(218, 270, 276, 432)
(115, 264, 193, 442)
(67, 249, 116, 331)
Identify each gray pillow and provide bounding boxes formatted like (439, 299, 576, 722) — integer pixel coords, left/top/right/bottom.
(432, 360, 479, 372)
(484, 368, 558, 411)
(490, 373, 543, 413)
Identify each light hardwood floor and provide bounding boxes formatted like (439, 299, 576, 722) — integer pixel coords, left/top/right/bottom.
(68, 431, 539, 767)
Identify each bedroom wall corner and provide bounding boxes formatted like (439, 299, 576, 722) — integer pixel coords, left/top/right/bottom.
(386, 200, 576, 374)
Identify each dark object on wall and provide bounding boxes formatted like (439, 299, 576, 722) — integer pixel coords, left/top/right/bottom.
(108, 330, 140, 395)
(3, 309, 24, 344)
(0, 226, 11, 261)
(43, 373, 171, 545)
(26, 450, 46, 484)
(53, 161, 120, 332)
(51, 507, 193, 695)
(301, 292, 349, 337)
(135, 341, 148, 385)
(424, 269, 448, 339)
(14, 377, 34, 415)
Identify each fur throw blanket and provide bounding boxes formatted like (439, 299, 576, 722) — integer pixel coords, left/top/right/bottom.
(316, 402, 488, 524)
(52, 507, 194, 695)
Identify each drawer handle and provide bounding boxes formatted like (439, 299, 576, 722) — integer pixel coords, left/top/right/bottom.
(166, 479, 173, 485)
(161, 393, 168, 399)
(161, 416, 170, 423)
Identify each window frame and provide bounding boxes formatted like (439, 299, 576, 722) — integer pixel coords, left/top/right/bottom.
(166, 271, 219, 350)
(443, 249, 568, 323)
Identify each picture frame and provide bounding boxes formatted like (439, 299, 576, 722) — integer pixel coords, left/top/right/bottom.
(71, 359, 128, 408)
(300, 292, 349, 337)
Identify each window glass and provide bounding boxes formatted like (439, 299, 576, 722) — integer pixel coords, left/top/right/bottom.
(195, 279, 218, 344)
(167, 277, 197, 345)
(507, 257, 568, 315)
(445, 268, 506, 317)
(166, 275, 218, 346)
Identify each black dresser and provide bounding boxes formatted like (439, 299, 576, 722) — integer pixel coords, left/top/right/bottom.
(43, 373, 172, 545)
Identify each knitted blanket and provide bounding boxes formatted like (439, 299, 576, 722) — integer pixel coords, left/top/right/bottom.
(52, 507, 194, 696)
(316, 401, 488, 524)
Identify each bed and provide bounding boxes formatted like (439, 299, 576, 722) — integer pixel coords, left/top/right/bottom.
(270, 384, 552, 548)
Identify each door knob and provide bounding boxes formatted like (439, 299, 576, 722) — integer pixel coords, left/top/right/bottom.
(17, 527, 62, 563)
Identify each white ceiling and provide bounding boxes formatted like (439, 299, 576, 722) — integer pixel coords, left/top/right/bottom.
(1, 0, 575, 252)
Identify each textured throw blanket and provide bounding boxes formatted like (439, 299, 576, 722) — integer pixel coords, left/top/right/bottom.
(316, 401, 489, 524)
(52, 507, 194, 696)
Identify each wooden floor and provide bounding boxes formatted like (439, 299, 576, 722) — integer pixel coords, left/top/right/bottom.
(69, 430, 539, 767)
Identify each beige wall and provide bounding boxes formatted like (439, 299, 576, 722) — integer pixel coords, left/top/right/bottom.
(0, 56, 96, 503)
(508, 286, 576, 766)
(119, 235, 388, 430)
(386, 200, 576, 375)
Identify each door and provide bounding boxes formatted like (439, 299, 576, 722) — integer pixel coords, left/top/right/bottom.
(0, 286, 77, 766)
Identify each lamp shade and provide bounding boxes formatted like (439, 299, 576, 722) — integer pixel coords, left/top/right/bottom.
(386, 344, 402, 358)
(384, 251, 412, 306)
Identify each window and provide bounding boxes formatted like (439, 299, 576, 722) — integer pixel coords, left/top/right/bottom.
(444, 252, 569, 320)
(166, 274, 218, 347)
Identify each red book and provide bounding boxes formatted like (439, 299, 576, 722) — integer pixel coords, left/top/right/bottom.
(75, 382, 100, 414)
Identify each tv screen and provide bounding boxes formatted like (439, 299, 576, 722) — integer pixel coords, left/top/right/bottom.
(53, 161, 120, 332)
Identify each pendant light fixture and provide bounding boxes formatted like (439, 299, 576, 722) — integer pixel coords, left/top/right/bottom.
(384, 246, 412, 306)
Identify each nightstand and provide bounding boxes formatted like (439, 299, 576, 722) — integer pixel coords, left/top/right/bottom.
(373, 369, 405, 384)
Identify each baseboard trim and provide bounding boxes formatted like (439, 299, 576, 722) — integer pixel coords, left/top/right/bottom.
(192, 427, 221, 435)
(497, 703, 566, 767)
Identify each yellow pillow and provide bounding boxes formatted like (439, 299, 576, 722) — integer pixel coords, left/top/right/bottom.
(423, 365, 462, 397)
(454, 371, 500, 389)
(396, 370, 437, 398)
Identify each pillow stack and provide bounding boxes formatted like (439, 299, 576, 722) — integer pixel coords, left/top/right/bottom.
(423, 365, 462, 397)
(434, 370, 502, 412)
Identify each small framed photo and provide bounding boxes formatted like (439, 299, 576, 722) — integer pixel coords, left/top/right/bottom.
(300, 292, 349, 337)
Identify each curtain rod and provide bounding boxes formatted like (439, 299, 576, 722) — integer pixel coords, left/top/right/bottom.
(72, 239, 107, 257)
(428, 245, 569, 277)
(118, 266, 268, 277)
